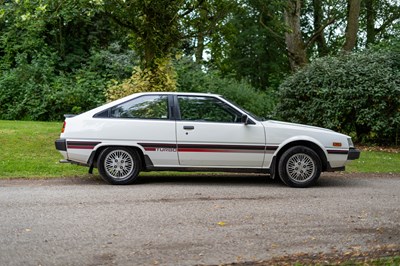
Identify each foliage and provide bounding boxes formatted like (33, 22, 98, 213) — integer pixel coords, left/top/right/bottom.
(1, 0, 400, 126)
(0, 45, 136, 121)
(175, 57, 275, 119)
(210, 0, 288, 91)
(106, 57, 176, 102)
(275, 48, 400, 145)
(0, 0, 136, 121)
(102, 0, 188, 69)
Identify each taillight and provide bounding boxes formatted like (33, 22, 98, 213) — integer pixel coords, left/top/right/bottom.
(61, 121, 66, 133)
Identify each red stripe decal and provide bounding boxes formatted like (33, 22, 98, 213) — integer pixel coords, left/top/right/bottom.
(178, 148, 264, 153)
(67, 145, 96, 150)
(67, 141, 101, 150)
(144, 147, 157, 151)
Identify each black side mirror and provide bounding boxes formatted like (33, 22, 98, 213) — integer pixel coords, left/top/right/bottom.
(241, 114, 249, 125)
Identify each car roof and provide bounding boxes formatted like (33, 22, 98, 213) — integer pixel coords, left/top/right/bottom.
(77, 92, 224, 118)
(134, 92, 222, 97)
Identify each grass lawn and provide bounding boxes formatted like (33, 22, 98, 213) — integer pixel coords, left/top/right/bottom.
(0, 120, 87, 178)
(346, 149, 400, 173)
(0, 120, 399, 178)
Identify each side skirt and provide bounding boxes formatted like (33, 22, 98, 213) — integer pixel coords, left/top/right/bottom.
(143, 155, 269, 174)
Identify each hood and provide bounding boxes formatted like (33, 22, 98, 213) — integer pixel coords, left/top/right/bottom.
(263, 120, 341, 134)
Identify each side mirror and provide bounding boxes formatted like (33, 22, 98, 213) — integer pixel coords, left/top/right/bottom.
(241, 114, 249, 125)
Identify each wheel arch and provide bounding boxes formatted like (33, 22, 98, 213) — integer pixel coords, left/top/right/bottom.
(88, 145, 147, 171)
(273, 140, 328, 172)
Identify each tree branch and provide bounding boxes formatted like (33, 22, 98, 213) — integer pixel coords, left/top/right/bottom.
(179, 0, 206, 18)
(306, 16, 336, 48)
(106, 11, 138, 33)
(375, 12, 400, 34)
(259, 15, 285, 40)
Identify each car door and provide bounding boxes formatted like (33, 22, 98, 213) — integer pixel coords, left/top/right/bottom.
(175, 95, 266, 167)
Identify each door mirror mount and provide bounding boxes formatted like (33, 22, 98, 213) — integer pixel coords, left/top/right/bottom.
(241, 114, 249, 125)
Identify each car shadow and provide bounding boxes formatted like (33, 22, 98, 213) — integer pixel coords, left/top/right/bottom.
(51, 172, 366, 188)
(0, 173, 365, 188)
(315, 173, 368, 188)
(137, 172, 369, 188)
(136, 173, 281, 187)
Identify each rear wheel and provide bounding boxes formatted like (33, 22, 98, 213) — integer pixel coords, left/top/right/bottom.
(278, 146, 321, 188)
(98, 147, 141, 185)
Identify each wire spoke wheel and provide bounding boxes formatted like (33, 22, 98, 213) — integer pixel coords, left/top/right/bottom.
(104, 149, 134, 180)
(286, 153, 316, 183)
(278, 146, 321, 188)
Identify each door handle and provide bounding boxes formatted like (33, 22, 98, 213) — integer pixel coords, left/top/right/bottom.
(183, 126, 195, 130)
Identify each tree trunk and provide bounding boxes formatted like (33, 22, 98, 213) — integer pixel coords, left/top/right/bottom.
(195, 32, 204, 64)
(195, 8, 207, 64)
(365, 0, 376, 46)
(343, 0, 361, 52)
(312, 0, 328, 56)
(284, 0, 308, 71)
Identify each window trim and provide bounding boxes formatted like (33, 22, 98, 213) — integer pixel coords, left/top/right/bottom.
(175, 95, 245, 124)
(93, 94, 173, 121)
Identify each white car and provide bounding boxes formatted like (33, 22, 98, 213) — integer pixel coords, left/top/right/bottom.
(55, 92, 360, 188)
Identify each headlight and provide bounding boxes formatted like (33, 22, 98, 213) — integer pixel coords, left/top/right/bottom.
(348, 138, 354, 148)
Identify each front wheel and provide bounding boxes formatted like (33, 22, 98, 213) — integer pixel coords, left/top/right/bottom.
(278, 146, 321, 188)
(98, 147, 141, 185)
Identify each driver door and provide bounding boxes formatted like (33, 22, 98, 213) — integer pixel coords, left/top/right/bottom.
(175, 95, 266, 167)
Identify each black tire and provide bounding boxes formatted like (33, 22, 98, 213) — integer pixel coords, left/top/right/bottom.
(278, 146, 321, 188)
(98, 147, 141, 185)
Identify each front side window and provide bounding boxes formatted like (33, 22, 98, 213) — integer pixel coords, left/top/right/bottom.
(110, 95, 169, 119)
(178, 96, 241, 123)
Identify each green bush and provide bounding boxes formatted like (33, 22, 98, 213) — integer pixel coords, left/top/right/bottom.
(106, 57, 177, 102)
(175, 57, 275, 119)
(275, 49, 400, 145)
(0, 52, 106, 121)
(0, 44, 137, 121)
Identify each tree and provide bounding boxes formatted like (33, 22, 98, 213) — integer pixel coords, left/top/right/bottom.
(180, 0, 234, 65)
(284, 0, 308, 70)
(312, 0, 329, 56)
(342, 0, 361, 52)
(0, 0, 135, 120)
(363, 0, 400, 46)
(198, 0, 289, 91)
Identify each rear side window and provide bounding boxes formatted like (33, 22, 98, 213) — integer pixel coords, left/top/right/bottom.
(110, 95, 169, 120)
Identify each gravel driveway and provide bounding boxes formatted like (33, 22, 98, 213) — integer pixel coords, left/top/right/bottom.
(0, 173, 399, 265)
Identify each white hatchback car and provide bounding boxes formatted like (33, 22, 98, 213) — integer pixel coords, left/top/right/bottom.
(55, 92, 360, 187)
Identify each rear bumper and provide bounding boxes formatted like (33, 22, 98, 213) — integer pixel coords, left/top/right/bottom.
(347, 148, 360, 160)
(55, 139, 67, 151)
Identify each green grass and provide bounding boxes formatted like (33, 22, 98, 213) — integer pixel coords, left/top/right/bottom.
(291, 256, 400, 265)
(1, 120, 400, 178)
(346, 149, 400, 173)
(350, 256, 400, 265)
(0, 120, 87, 178)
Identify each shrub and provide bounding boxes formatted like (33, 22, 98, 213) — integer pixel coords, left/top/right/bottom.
(106, 57, 176, 102)
(0, 44, 136, 121)
(275, 49, 400, 145)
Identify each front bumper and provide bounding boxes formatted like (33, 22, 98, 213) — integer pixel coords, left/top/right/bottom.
(347, 148, 360, 160)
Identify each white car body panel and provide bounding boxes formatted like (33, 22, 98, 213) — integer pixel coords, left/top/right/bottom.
(55, 92, 360, 186)
(176, 121, 266, 167)
(62, 117, 178, 166)
(264, 120, 350, 168)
